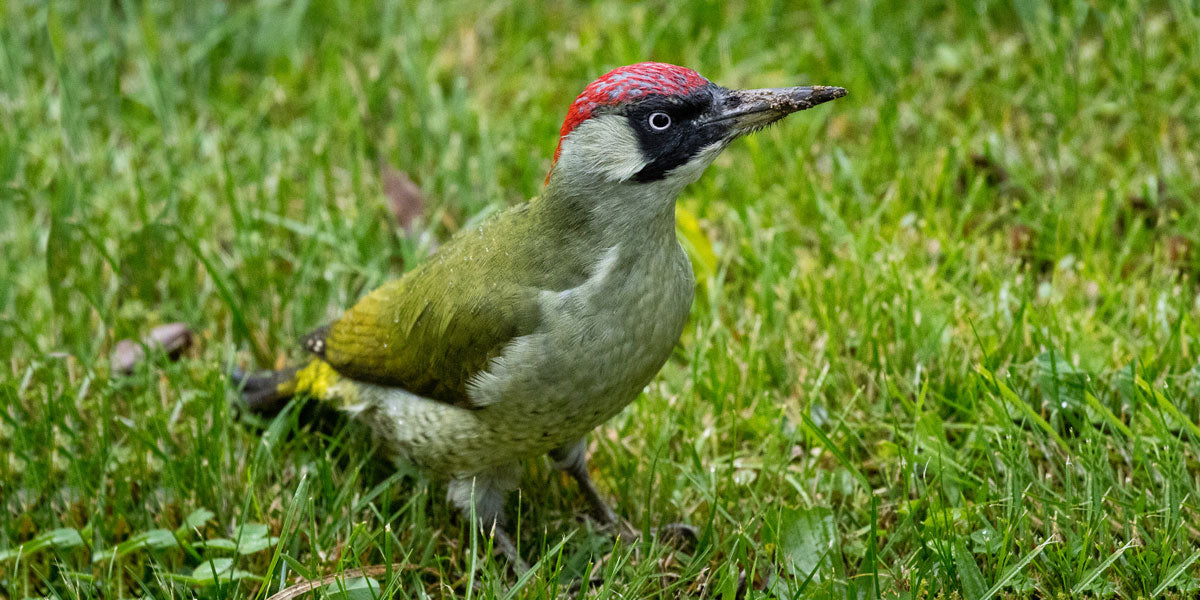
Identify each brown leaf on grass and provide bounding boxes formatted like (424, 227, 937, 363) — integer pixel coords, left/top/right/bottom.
(969, 153, 1009, 186)
(1122, 179, 1181, 235)
(381, 167, 426, 233)
(110, 322, 194, 375)
(264, 563, 434, 600)
(1007, 223, 1053, 274)
(1166, 235, 1192, 269)
(1008, 224, 1034, 259)
(956, 152, 1011, 196)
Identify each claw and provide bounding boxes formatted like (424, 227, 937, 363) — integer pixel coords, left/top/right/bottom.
(590, 515, 640, 542)
(653, 522, 699, 552)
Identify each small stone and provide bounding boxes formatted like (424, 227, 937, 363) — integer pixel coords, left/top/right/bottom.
(110, 339, 145, 375)
(147, 322, 193, 358)
(111, 322, 194, 376)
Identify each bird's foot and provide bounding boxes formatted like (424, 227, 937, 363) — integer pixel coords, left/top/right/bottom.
(589, 517, 697, 553)
(562, 521, 699, 598)
(487, 526, 530, 575)
(566, 573, 609, 598)
(651, 522, 699, 553)
(590, 514, 640, 542)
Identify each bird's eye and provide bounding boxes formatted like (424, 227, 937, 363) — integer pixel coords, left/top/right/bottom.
(648, 112, 671, 131)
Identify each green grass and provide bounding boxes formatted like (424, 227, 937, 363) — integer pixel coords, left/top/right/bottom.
(3, 0, 1200, 597)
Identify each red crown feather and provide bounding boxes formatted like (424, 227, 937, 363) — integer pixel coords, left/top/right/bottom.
(551, 62, 709, 166)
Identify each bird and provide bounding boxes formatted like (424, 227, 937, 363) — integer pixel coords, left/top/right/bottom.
(234, 62, 845, 568)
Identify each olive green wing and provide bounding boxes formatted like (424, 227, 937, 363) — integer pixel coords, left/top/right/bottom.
(307, 266, 543, 407)
(299, 202, 592, 407)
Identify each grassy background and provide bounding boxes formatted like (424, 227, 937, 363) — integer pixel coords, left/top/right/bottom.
(3, 0, 1200, 597)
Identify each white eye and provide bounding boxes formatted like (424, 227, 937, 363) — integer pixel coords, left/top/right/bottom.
(648, 112, 671, 131)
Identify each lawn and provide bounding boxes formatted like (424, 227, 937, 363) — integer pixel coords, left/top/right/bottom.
(2, 0, 1199, 598)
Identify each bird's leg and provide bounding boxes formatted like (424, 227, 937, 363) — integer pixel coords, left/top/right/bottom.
(446, 465, 529, 573)
(550, 439, 621, 529)
(551, 440, 699, 552)
(551, 439, 634, 592)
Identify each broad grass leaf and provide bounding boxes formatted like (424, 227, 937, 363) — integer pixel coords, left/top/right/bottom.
(192, 557, 234, 580)
(321, 576, 380, 600)
(233, 522, 277, 554)
(952, 541, 987, 600)
(236, 523, 270, 540)
(0, 528, 84, 562)
(778, 507, 837, 583)
(1035, 350, 1087, 408)
(281, 553, 314, 579)
(970, 527, 1002, 554)
(119, 224, 177, 304)
(190, 557, 255, 585)
(179, 508, 215, 533)
(237, 535, 278, 555)
(92, 528, 178, 562)
(195, 538, 238, 552)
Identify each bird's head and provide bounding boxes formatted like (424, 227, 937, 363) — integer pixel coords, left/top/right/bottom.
(546, 62, 846, 194)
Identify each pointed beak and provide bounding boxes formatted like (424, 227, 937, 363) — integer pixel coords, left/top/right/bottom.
(704, 85, 847, 137)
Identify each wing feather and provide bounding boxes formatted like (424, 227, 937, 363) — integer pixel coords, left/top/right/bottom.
(301, 203, 589, 407)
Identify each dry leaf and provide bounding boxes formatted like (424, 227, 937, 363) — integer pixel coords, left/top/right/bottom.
(1166, 235, 1191, 268)
(382, 167, 426, 233)
(264, 563, 430, 600)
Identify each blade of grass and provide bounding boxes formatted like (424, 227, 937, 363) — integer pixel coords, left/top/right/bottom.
(980, 536, 1057, 600)
(1151, 550, 1200, 598)
(171, 223, 273, 366)
(1071, 539, 1136, 596)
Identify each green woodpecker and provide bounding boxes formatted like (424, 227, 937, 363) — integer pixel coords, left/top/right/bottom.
(236, 62, 845, 566)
